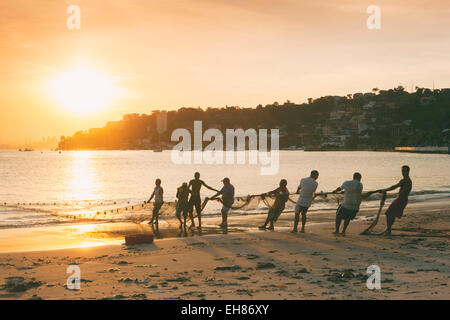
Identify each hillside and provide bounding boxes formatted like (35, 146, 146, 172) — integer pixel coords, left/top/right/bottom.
(58, 87, 450, 151)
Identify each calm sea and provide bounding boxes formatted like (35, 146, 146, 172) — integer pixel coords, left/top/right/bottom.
(1, 150, 449, 229)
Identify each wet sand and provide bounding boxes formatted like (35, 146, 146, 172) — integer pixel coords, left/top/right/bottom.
(0, 199, 448, 300)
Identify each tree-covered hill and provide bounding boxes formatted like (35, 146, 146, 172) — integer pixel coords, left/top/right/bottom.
(58, 86, 450, 150)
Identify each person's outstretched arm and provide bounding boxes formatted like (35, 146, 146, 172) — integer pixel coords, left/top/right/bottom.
(202, 180, 219, 192)
(210, 190, 222, 199)
(381, 181, 402, 192)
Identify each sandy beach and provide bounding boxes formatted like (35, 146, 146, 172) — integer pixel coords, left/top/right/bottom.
(0, 200, 448, 300)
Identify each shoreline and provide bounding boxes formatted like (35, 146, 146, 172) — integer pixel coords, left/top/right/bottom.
(3, 148, 449, 155)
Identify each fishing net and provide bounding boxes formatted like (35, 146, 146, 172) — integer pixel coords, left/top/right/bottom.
(0, 190, 385, 226)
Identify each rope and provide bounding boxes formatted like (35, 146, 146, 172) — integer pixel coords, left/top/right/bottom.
(0, 190, 387, 223)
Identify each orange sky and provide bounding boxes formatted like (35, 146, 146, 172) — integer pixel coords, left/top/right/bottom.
(1, 0, 450, 145)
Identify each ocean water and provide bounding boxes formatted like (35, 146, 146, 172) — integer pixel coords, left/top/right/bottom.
(0, 150, 449, 229)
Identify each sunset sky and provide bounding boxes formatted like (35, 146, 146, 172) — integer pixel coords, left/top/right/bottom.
(1, 0, 450, 145)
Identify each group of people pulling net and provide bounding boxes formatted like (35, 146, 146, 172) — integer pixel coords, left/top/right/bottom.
(122, 166, 412, 236)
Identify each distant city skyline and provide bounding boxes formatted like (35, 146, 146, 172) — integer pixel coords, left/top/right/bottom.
(1, 0, 450, 145)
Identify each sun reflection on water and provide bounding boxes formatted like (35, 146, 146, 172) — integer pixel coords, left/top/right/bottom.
(67, 151, 100, 202)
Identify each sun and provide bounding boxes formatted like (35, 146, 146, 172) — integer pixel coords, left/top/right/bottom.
(50, 67, 116, 114)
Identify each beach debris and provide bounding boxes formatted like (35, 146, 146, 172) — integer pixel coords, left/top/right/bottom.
(134, 279, 150, 285)
(166, 277, 190, 283)
(236, 289, 253, 296)
(0, 277, 42, 293)
(208, 282, 242, 287)
(236, 253, 260, 260)
(135, 264, 158, 268)
(417, 268, 440, 272)
(118, 277, 134, 283)
(325, 269, 367, 283)
(297, 268, 310, 274)
(189, 242, 206, 246)
(213, 257, 226, 261)
(256, 262, 276, 270)
(17, 266, 33, 271)
(80, 279, 93, 283)
(114, 260, 133, 266)
(274, 269, 291, 277)
(0, 263, 15, 267)
(125, 234, 154, 245)
(101, 294, 127, 300)
(214, 265, 241, 272)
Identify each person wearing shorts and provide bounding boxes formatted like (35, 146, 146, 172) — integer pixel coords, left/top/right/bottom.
(211, 177, 235, 228)
(333, 173, 363, 235)
(187, 172, 219, 229)
(147, 178, 164, 228)
(292, 170, 319, 233)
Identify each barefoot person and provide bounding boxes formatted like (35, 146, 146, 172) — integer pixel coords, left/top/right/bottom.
(333, 172, 363, 235)
(379, 165, 412, 235)
(188, 172, 219, 229)
(211, 177, 235, 228)
(259, 179, 289, 231)
(147, 178, 164, 227)
(175, 182, 190, 229)
(292, 170, 319, 233)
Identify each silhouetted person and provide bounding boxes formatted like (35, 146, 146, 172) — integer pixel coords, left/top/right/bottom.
(175, 182, 190, 229)
(292, 170, 319, 233)
(333, 172, 363, 235)
(147, 178, 164, 227)
(211, 177, 235, 228)
(379, 165, 412, 235)
(188, 172, 219, 229)
(259, 179, 289, 231)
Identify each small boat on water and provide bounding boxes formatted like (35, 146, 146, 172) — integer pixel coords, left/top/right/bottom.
(19, 148, 34, 152)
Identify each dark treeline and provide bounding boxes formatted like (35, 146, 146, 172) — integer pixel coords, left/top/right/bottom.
(58, 86, 450, 150)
